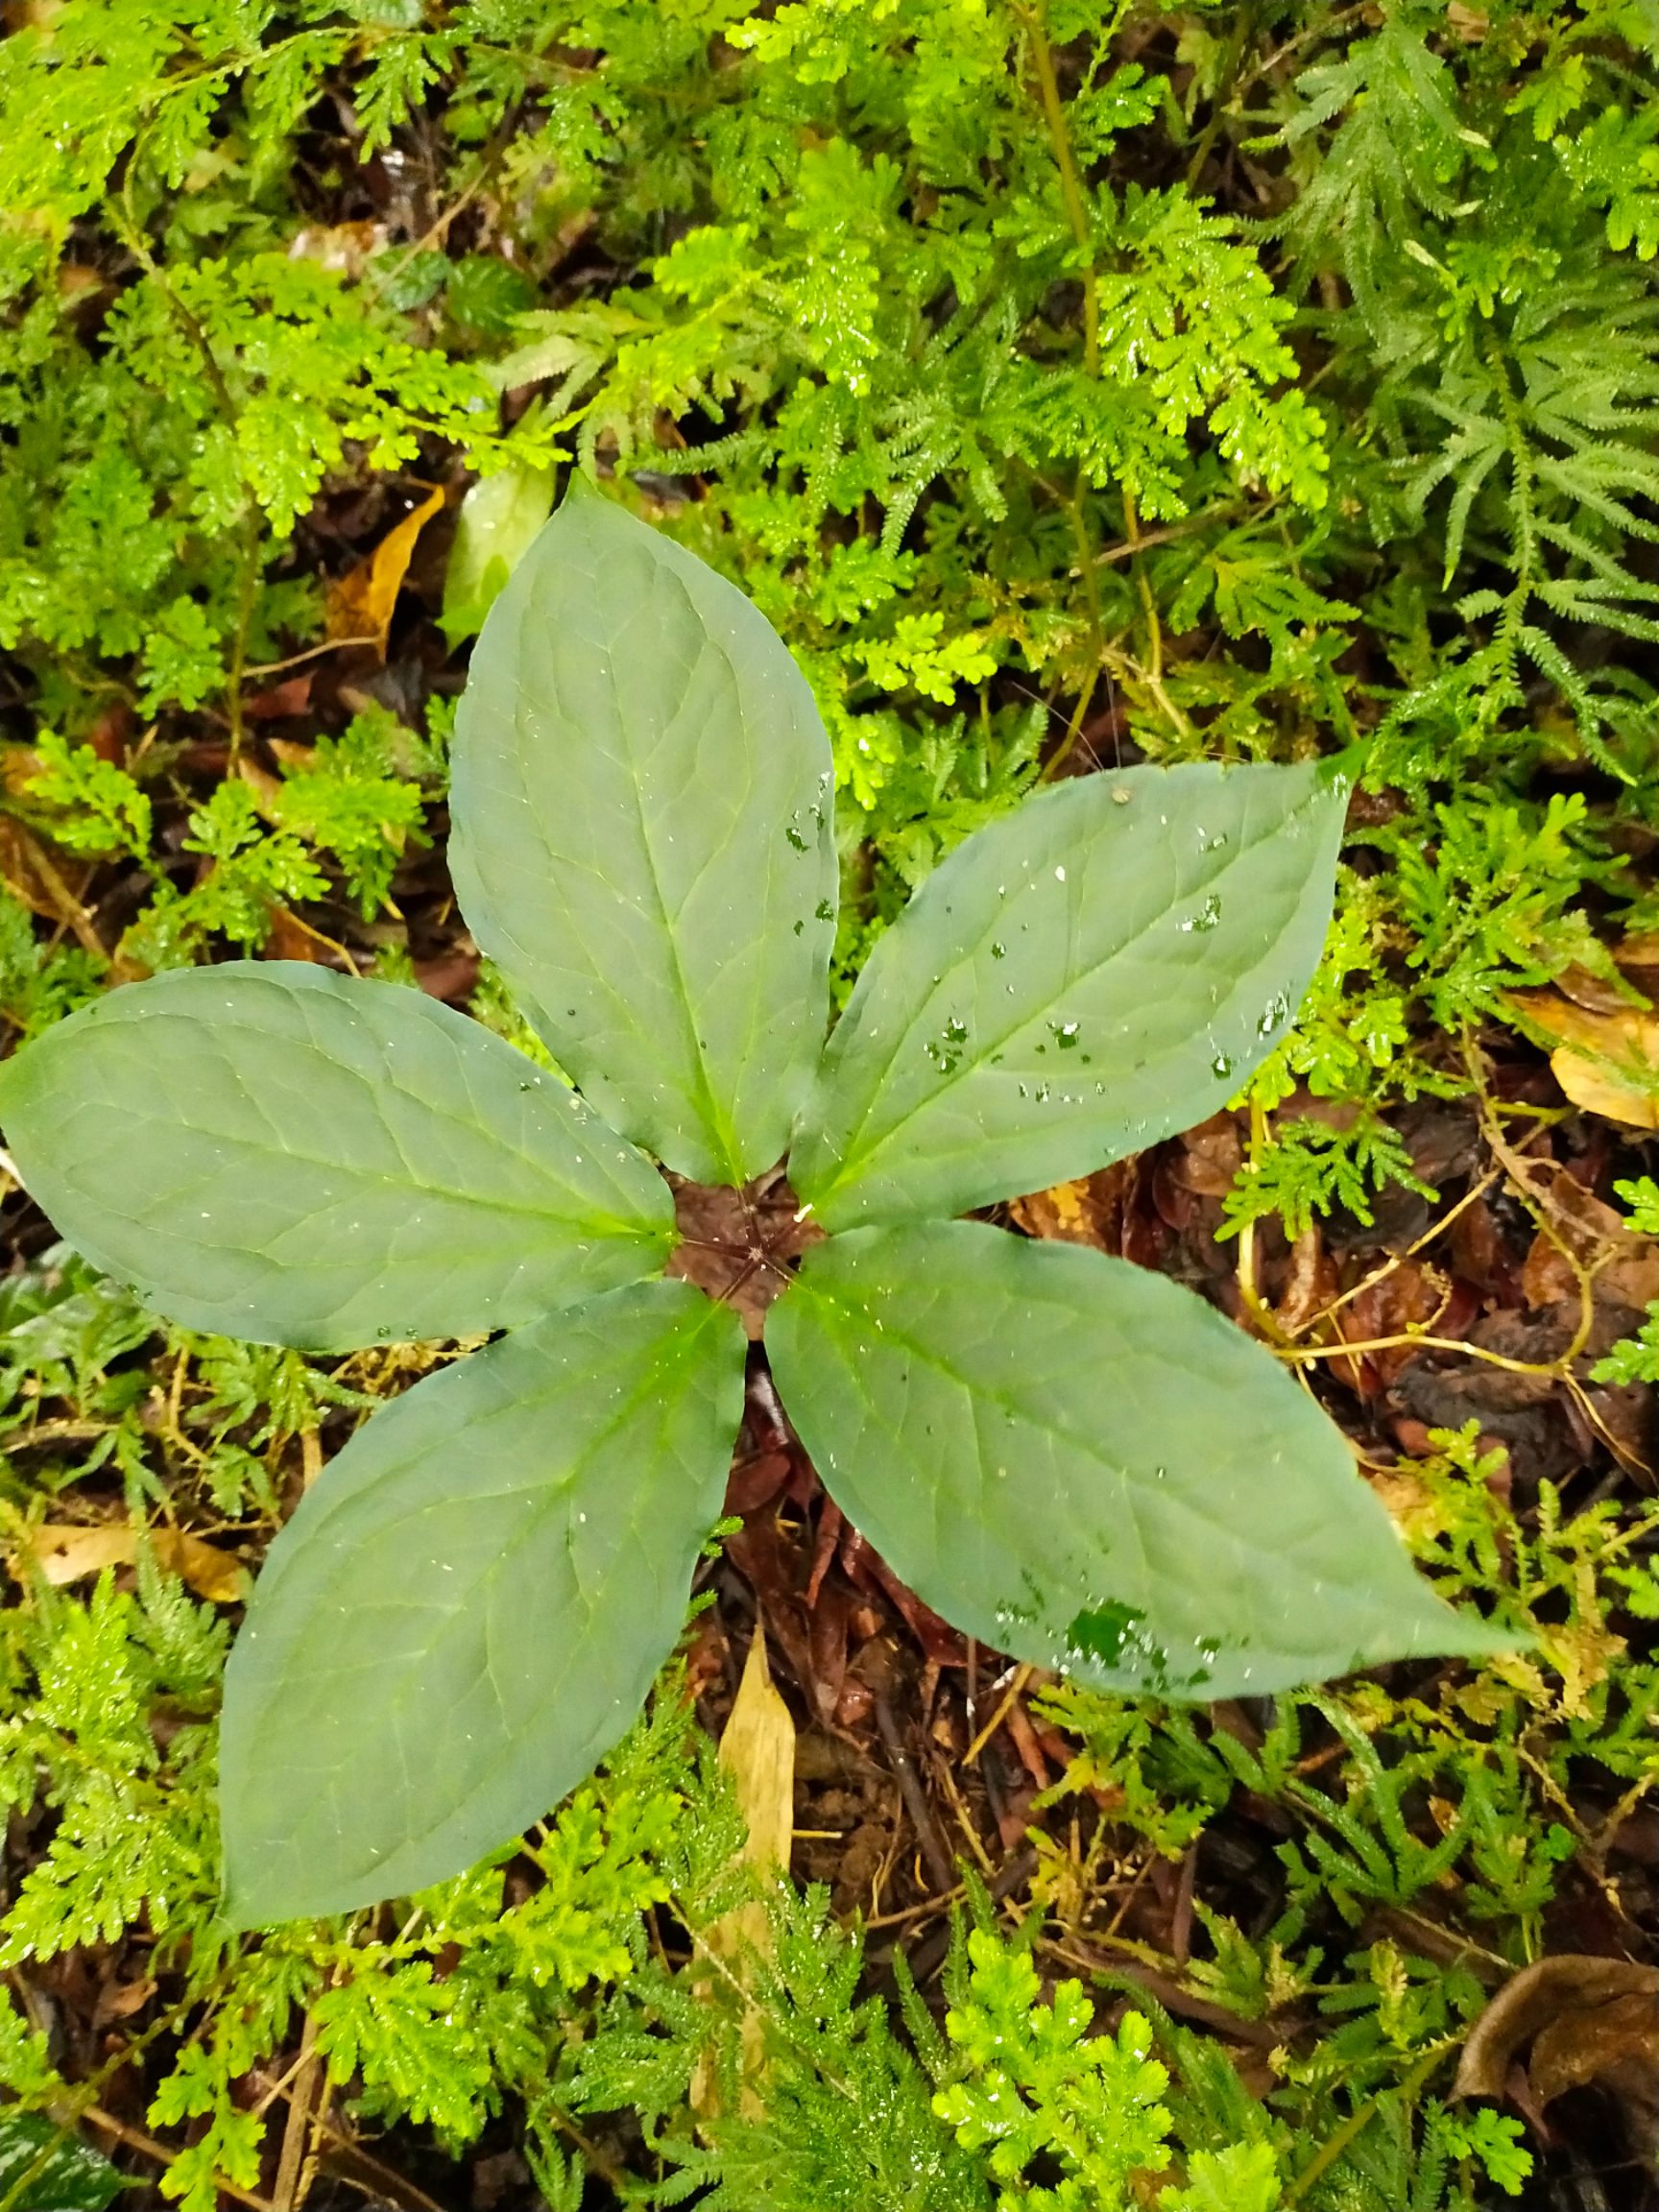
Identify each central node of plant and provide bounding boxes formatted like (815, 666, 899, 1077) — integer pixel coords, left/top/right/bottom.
(664, 1169, 825, 1338)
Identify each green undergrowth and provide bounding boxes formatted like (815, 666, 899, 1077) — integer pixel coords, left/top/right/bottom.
(0, 0, 1657, 2204)
(0, 0, 1656, 1220)
(0, 1247, 1650, 2206)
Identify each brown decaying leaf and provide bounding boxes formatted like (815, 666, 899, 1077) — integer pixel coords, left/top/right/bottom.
(1519, 1164, 1659, 1312)
(287, 221, 388, 277)
(666, 1171, 824, 1340)
(1455, 1955, 1659, 2159)
(719, 1624, 796, 1880)
(14, 1522, 249, 1603)
(1008, 1160, 1135, 1249)
(1335, 1255, 1449, 1396)
(243, 672, 314, 722)
(262, 906, 327, 964)
(411, 947, 481, 1003)
(692, 1625, 797, 2118)
(325, 486, 445, 659)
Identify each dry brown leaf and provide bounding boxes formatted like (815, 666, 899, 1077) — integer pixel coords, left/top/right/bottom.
(1551, 1050, 1659, 1129)
(243, 672, 314, 723)
(1530, 1991, 1657, 2113)
(1507, 989, 1659, 1128)
(1009, 1162, 1133, 1250)
(1518, 1164, 1659, 1311)
(1551, 963, 1631, 1016)
(1009, 1177, 1092, 1239)
(720, 1623, 796, 1879)
(235, 753, 285, 819)
(412, 947, 481, 1004)
(262, 906, 330, 964)
(94, 1976, 157, 2027)
(288, 221, 388, 276)
(17, 1521, 249, 1604)
(692, 1625, 797, 2119)
(1168, 1112, 1243, 1196)
(1455, 1955, 1659, 2158)
(666, 1176, 825, 1340)
(325, 486, 445, 659)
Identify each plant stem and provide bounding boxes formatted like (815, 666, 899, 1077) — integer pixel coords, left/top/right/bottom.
(1016, 1, 1099, 377)
(1286, 2045, 1444, 2203)
(110, 172, 264, 756)
(1015, 2, 1186, 740)
(1184, 3, 1256, 189)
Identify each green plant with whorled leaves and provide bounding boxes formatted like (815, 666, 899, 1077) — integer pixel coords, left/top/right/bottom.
(0, 487, 1509, 1925)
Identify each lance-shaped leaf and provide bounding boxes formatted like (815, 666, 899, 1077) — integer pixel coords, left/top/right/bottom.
(450, 486, 837, 1186)
(767, 1223, 1512, 1697)
(0, 963, 672, 1351)
(790, 760, 1345, 1229)
(220, 1280, 746, 1923)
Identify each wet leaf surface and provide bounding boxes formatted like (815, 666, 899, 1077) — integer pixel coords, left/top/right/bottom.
(793, 760, 1346, 1229)
(220, 1283, 746, 1921)
(450, 490, 837, 1185)
(767, 1219, 1510, 1696)
(0, 962, 674, 1349)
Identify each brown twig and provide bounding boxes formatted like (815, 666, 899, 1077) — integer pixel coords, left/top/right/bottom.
(873, 1675, 956, 1895)
(964, 1665, 1034, 1766)
(270, 2012, 324, 2212)
(80, 2106, 277, 2212)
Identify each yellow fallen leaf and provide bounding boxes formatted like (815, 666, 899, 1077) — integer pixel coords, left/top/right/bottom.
(325, 485, 445, 660)
(1010, 1178, 1091, 1240)
(17, 1522, 249, 1604)
(719, 1623, 796, 1880)
(1505, 990, 1659, 1129)
(692, 1625, 797, 2118)
(1552, 1047, 1659, 1130)
(287, 221, 387, 276)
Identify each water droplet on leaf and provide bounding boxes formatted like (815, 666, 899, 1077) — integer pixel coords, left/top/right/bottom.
(1179, 893, 1223, 933)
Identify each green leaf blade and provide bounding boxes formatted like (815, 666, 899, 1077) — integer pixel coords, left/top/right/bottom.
(0, 963, 673, 1351)
(0, 2113, 124, 2212)
(790, 761, 1346, 1229)
(450, 487, 837, 1184)
(220, 1280, 746, 1923)
(766, 1223, 1510, 1696)
(441, 459, 555, 644)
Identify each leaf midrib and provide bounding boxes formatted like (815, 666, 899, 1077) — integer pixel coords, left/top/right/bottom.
(793, 1259, 1365, 1609)
(242, 1299, 734, 1892)
(60, 1023, 663, 1239)
(517, 573, 751, 1184)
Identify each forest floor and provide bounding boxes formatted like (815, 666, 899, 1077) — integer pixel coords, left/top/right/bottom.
(1, 7, 1657, 2209)
(3, 544, 1655, 2212)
